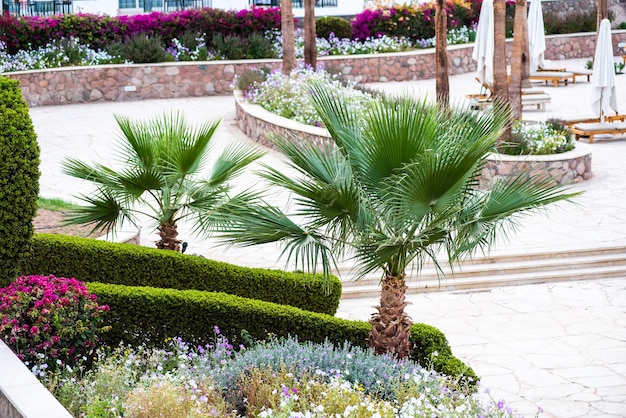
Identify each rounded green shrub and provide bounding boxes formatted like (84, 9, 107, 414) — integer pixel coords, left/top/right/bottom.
(316, 16, 353, 40)
(0, 77, 40, 284)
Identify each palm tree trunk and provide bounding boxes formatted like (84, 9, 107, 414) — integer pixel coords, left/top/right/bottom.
(509, 0, 527, 119)
(597, 0, 608, 32)
(369, 274, 412, 359)
(493, 0, 509, 105)
(156, 222, 182, 251)
(304, 0, 317, 69)
(281, 0, 296, 75)
(435, 0, 450, 108)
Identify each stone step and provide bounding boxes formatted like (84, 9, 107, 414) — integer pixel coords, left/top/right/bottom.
(338, 249, 626, 287)
(338, 246, 626, 298)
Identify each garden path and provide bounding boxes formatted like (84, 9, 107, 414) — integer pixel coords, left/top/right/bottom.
(29, 58, 626, 418)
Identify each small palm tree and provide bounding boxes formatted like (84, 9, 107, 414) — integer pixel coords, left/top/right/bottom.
(62, 111, 264, 251)
(216, 85, 579, 359)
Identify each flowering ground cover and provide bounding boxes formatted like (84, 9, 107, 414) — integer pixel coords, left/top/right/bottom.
(42, 331, 535, 417)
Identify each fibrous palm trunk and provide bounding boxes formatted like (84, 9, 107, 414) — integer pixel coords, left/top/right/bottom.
(435, 0, 450, 108)
(156, 222, 182, 251)
(281, 0, 296, 75)
(304, 0, 317, 69)
(369, 275, 412, 359)
(509, 0, 528, 119)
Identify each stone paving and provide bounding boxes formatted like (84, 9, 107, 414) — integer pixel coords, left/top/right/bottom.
(29, 58, 626, 418)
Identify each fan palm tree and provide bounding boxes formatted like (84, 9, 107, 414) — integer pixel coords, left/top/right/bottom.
(62, 111, 264, 251)
(217, 85, 580, 359)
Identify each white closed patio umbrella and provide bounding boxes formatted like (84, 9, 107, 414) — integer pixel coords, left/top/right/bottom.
(591, 19, 619, 122)
(472, 0, 494, 86)
(527, 0, 546, 72)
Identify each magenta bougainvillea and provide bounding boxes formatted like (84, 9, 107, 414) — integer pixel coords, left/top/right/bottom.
(0, 6, 281, 54)
(0, 275, 110, 372)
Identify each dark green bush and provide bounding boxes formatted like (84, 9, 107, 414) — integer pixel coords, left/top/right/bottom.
(108, 33, 172, 64)
(543, 7, 600, 35)
(18, 234, 341, 315)
(316, 16, 353, 40)
(234, 67, 270, 93)
(87, 282, 478, 384)
(0, 77, 40, 281)
(246, 32, 278, 59)
(211, 33, 247, 60)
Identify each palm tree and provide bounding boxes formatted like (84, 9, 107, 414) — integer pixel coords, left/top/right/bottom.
(62, 111, 264, 251)
(217, 85, 580, 358)
(435, 0, 450, 107)
(281, 0, 296, 74)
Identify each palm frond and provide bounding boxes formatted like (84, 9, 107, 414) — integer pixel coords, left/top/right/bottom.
(62, 188, 136, 235)
(215, 202, 336, 280)
(206, 142, 265, 186)
(453, 174, 581, 258)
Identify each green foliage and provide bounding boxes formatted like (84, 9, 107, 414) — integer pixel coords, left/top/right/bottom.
(107, 33, 172, 64)
(503, 120, 575, 155)
(246, 32, 278, 59)
(618, 21, 626, 30)
(316, 16, 353, 40)
(0, 77, 40, 281)
(234, 67, 270, 94)
(543, 7, 599, 34)
(211, 33, 247, 60)
(18, 234, 342, 315)
(85, 281, 475, 383)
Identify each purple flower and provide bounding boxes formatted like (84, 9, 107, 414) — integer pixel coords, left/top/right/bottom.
(497, 399, 505, 409)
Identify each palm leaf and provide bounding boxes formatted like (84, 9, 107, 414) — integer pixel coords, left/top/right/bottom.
(206, 142, 265, 186)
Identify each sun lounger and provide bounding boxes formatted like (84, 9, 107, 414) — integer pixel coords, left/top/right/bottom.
(465, 78, 550, 111)
(538, 60, 592, 83)
(563, 114, 626, 126)
(571, 121, 626, 143)
(530, 71, 574, 87)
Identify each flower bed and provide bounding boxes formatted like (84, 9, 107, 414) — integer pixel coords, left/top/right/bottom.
(235, 90, 592, 185)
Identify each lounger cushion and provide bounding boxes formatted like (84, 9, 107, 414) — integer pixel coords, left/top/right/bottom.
(572, 122, 626, 132)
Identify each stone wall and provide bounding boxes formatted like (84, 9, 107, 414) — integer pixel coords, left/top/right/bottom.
(8, 31, 626, 107)
(481, 145, 593, 186)
(541, 0, 625, 24)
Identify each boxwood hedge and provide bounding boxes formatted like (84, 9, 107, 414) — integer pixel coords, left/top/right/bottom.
(87, 282, 478, 384)
(17, 234, 341, 315)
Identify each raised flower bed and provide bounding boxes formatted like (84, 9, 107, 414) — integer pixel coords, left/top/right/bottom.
(234, 90, 592, 185)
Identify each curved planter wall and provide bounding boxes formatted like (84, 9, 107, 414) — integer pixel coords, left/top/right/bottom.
(7, 31, 626, 107)
(235, 91, 593, 185)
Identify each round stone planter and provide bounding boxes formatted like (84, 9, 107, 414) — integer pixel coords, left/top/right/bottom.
(234, 91, 592, 185)
(482, 144, 593, 186)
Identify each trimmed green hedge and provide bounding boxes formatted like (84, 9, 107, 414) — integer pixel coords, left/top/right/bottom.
(0, 77, 40, 281)
(17, 234, 342, 315)
(87, 282, 478, 384)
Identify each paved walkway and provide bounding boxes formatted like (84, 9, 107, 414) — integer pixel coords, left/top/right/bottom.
(29, 58, 626, 417)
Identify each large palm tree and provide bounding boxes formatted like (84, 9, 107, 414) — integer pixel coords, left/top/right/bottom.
(217, 85, 579, 358)
(62, 111, 264, 251)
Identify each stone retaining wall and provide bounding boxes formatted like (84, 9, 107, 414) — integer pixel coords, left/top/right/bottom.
(8, 31, 626, 107)
(482, 146, 593, 186)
